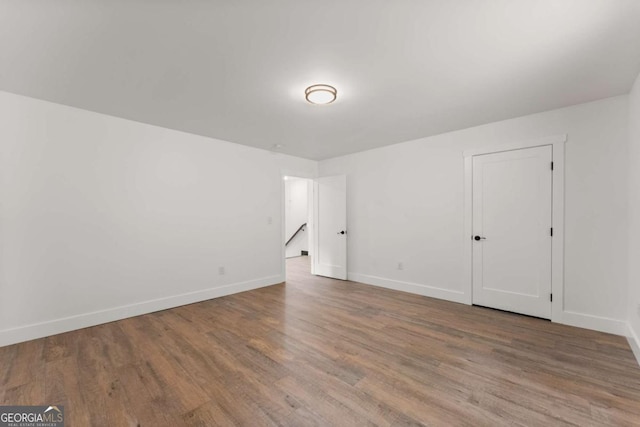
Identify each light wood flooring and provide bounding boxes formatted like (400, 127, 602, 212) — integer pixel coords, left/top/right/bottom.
(1, 256, 640, 426)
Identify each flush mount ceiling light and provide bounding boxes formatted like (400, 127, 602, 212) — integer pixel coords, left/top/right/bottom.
(305, 84, 337, 105)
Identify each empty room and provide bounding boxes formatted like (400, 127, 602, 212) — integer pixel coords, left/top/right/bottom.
(2, 1, 640, 426)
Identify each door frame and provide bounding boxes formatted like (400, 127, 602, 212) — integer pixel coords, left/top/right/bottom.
(281, 173, 315, 280)
(463, 134, 566, 323)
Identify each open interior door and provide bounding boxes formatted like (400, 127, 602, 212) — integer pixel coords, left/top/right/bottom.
(313, 175, 347, 280)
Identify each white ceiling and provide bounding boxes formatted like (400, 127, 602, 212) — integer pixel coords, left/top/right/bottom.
(1, 1, 640, 160)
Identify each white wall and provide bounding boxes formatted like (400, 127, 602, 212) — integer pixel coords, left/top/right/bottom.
(0, 91, 316, 346)
(0, 89, 634, 346)
(284, 177, 309, 258)
(320, 95, 629, 335)
(628, 73, 640, 359)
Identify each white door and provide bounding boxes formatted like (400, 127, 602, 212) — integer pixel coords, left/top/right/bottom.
(313, 175, 347, 279)
(472, 145, 553, 319)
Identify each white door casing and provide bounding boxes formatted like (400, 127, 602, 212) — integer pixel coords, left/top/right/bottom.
(472, 145, 553, 319)
(313, 175, 347, 280)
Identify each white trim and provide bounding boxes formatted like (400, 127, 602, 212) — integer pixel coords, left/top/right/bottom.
(0, 275, 283, 347)
(462, 134, 568, 157)
(627, 323, 640, 367)
(551, 140, 566, 323)
(463, 134, 567, 324)
(462, 155, 474, 305)
(554, 310, 628, 336)
(312, 179, 320, 276)
(307, 179, 315, 275)
(348, 273, 468, 304)
(281, 174, 287, 279)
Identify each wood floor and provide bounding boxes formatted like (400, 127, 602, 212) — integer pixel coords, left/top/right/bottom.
(1, 256, 640, 426)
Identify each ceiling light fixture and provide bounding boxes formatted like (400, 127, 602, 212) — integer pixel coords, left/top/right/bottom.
(305, 84, 337, 105)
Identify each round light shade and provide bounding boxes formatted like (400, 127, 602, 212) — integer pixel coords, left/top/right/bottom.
(305, 84, 337, 104)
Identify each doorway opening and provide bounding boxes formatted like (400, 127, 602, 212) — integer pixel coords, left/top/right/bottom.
(284, 176, 313, 278)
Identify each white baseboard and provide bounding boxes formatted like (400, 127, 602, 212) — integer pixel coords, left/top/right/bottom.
(348, 273, 632, 339)
(627, 323, 640, 367)
(348, 272, 468, 305)
(0, 275, 284, 347)
(557, 310, 628, 336)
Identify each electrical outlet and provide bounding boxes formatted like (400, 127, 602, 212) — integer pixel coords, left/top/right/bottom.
(267, 216, 273, 225)
(218, 266, 225, 275)
(397, 262, 404, 270)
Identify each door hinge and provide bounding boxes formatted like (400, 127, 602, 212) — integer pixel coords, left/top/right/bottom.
(551, 161, 554, 171)
(550, 293, 553, 302)
(550, 227, 553, 237)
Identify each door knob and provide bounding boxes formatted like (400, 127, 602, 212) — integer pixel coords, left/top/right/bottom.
(337, 230, 346, 235)
(474, 235, 486, 241)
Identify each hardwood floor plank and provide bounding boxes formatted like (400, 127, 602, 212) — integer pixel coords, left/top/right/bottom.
(44, 356, 92, 427)
(1, 256, 639, 426)
(182, 400, 238, 427)
(0, 339, 45, 390)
